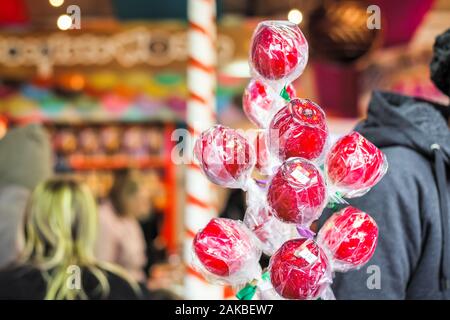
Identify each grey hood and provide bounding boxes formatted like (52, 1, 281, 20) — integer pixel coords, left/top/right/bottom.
(356, 91, 450, 163)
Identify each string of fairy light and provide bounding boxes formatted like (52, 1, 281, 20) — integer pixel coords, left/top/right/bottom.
(49, 0, 303, 30)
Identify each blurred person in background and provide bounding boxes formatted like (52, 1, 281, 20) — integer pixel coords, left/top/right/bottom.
(138, 171, 183, 296)
(319, 29, 450, 299)
(139, 170, 168, 273)
(0, 178, 151, 300)
(0, 123, 52, 269)
(95, 169, 150, 282)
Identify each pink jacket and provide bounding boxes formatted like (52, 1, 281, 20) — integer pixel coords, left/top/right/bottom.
(95, 201, 147, 281)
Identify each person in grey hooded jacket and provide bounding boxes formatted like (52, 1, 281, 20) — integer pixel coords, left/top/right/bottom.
(319, 29, 450, 299)
(0, 123, 52, 268)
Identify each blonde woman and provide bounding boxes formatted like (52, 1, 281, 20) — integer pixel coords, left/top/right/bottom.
(0, 178, 151, 300)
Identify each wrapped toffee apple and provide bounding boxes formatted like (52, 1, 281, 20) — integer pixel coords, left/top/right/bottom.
(192, 218, 262, 285)
(250, 21, 308, 85)
(244, 204, 297, 256)
(317, 206, 378, 272)
(267, 157, 327, 226)
(325, 131, 388, 198)
(268, 98, 329, 163)
(194, 125, 256, 189)
(269, 238, 332, 300)
(243, 79, 296, 128)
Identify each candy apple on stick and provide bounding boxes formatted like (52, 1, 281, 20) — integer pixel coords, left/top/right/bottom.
(267, 157, 327, 227)
(194, 125, 256, 190)
(250, 20, 308, 89)
(269, 238, 332, 300)
(268, 98, 329, 164)
(317, 206, 378, 272)
(192, 218, 262, 285)
(325, 131, 388, 198)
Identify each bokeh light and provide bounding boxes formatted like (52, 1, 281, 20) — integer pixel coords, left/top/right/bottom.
(57, 14, 72, 30)
(288, 9, 303, 25)
(49, 0, 64, 7)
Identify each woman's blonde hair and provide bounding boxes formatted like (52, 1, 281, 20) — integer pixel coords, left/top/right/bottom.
(20, 178, 139, 300)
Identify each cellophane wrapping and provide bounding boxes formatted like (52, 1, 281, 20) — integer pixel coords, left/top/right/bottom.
(194, 124, 256, 189)
(268, 98, 329, 164)
(250, 20, 308, 90)
(269, 238, 332, 300)
(244, 206, 298, 257)
(192, 218, 262, 285)
(267, 157, 327, 226)
(243, 80, 296, 128)
(317, 206, 379, 272)
(325, 131, 388, 198)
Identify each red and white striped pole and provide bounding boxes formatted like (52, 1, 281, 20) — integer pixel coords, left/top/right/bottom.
(184, 0, 223, 299)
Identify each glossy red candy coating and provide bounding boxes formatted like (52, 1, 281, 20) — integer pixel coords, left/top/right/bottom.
(318, 206, 378, 270)
(268, 98, 328, 161)
(193, 218, 253, 277)
(251, 21, 307, 80)
(269, 238, 330, 300)
(194, 125, 255, 188)
(267, 158, 327, 225)
(326, 131, 387, 196)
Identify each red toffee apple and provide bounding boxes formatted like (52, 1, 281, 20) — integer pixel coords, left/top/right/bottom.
(318, 206, 378, 271)
(251, 21, 308, 80)
(326, 131, 387, 197)
(268, 98, 328, 162)
(243, 79, 296, 128)
(193, 218, 255, 277)
(269, 238, 331, 300)
(267, 158, 327, 226)
(194, 125, 255, 188)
